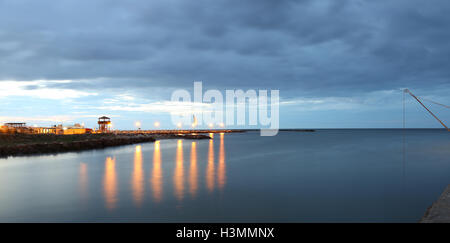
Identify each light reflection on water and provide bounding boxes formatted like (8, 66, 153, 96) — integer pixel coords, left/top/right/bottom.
(206, 134, 215, 193)
(79, 162, 88, 202)
(0, 130, 449, 222)
(132, 145, 144, 207)
(174, 140, 184, 201)
(83, 133, 227, 213)
(218, 133, 226, 190)
(151, 141, 162, 203)
(189, 142, 198, 198)
(103, 156, 117, 210)
(82, 134, 227, 213)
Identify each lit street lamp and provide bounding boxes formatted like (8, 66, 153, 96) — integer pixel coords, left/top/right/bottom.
(135, 121, 141, 130)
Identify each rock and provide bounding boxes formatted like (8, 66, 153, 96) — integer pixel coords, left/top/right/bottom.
(420, 185, 450, 223)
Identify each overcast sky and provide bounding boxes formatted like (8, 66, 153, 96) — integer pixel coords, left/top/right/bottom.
(1, 0, 449, 129)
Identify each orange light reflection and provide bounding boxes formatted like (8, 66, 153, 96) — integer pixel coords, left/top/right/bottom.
(79, 162, 88, 200)
(189, 142, 198, 197)
(174, 140, 184, 201)
(151, 141, 163, 202)
(132, 145, 144, 207)
(104, 157, 117, 210)
(206, 137, 215, 192)
(218, 133, 226, 190)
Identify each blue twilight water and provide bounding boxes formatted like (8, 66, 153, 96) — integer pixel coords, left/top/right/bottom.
(0, 130, 449, 222)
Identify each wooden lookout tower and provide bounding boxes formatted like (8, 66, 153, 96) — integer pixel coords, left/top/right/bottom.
(98, 116, 111, 133)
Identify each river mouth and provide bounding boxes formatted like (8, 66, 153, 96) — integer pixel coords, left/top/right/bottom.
(0, 129, 448, 223)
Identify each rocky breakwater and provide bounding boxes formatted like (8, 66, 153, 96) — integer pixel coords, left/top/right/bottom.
(0, 133, 156, 158)
(420, 185, 450, 223)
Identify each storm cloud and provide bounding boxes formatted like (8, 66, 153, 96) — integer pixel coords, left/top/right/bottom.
(0, 0, 449, 128)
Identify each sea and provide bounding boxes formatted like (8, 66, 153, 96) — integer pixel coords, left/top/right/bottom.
(0, 129, 449, 222)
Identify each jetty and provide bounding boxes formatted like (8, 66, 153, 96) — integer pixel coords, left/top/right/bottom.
(0, 116, 246, 157)
(420, 185, 450, 223)
(0, 130, 242, 158)
(115, 129, 245, 134)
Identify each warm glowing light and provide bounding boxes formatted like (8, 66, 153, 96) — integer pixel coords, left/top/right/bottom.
(81, 123, 85, 127)
(174, 139, 184, 201)
(63, 127, 67, 130)
(132, 145, 144, 207)
(206, 138, 215, 192)
(219, 122, 225, 128)
(218, 133, 226, 190)
(135, 121, 141, 128)
(177, 122, 182, 128)
(151, 141, 163, 202)
(189, 142, 198, 197)
(79, 162, 88, 200)
(33, 124, 38, 127)
(192, 115, 198, 128)
(208, 123, 214, 128)
(154, 121, 160, 127)
(104, 157, 117, 210)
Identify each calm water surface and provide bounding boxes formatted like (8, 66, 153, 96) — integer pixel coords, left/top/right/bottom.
(0, 130, 449, 222)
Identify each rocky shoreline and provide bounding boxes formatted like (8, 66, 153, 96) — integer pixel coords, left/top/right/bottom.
(0, 133, 211, 158)
(420, 185, 450, 223)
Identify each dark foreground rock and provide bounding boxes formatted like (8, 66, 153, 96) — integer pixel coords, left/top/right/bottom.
(420, 185, 450, 223)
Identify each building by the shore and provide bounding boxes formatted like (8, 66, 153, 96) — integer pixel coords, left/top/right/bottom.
(1, 123, 92, 135)
(35, 123, 93, 135)
(1, 116, 113, 135)
(0, 123, 31, 134)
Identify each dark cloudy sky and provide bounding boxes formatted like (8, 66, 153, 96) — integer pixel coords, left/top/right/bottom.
(1, 0, 449, 129)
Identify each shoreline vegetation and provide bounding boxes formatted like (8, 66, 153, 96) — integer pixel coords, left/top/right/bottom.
(0, 130, 243, 158)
